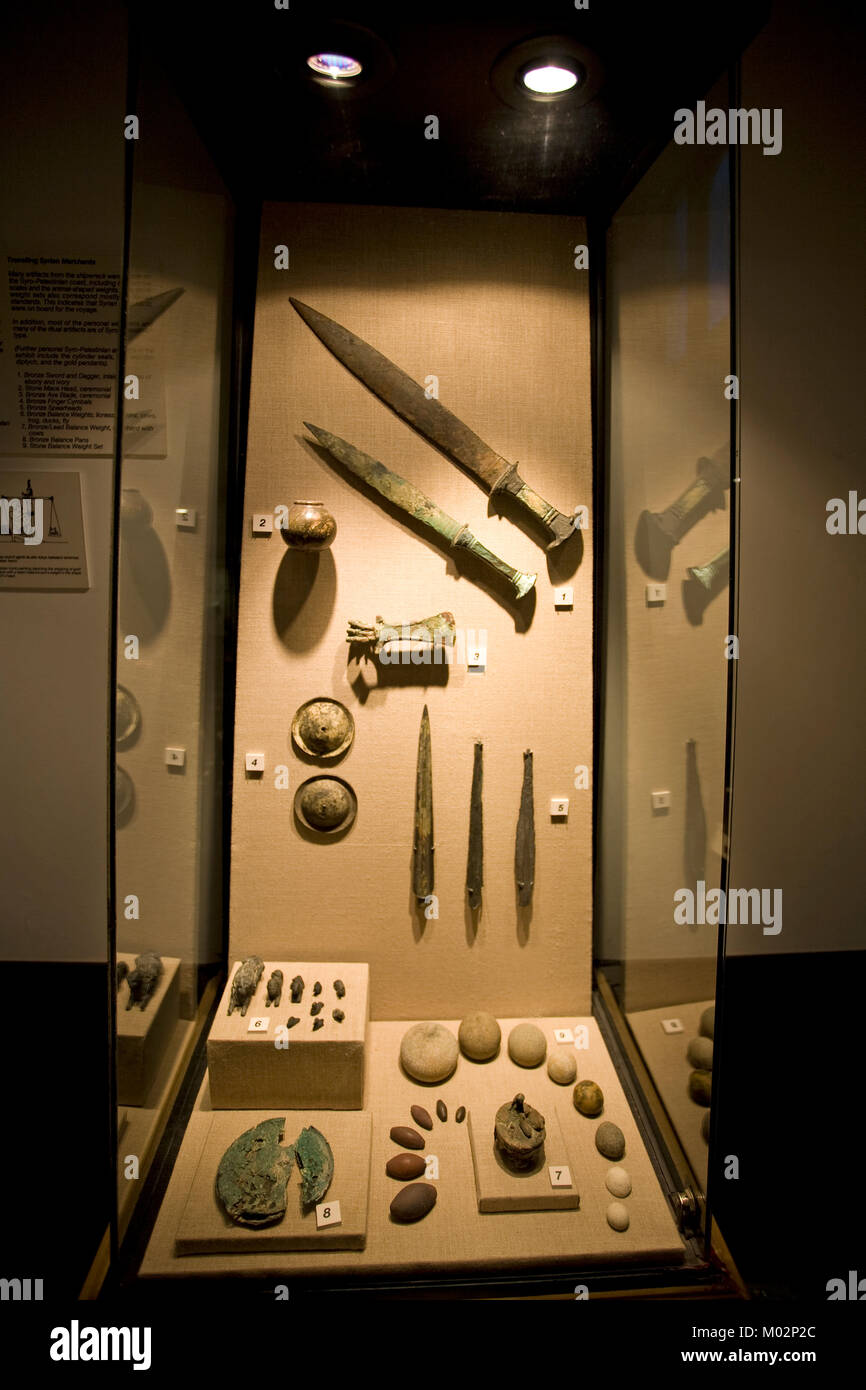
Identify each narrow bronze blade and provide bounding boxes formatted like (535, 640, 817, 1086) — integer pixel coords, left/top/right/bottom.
(466, 742, 483, 910)
(515, 749, 535, 907)
(413, 705, 434, 901)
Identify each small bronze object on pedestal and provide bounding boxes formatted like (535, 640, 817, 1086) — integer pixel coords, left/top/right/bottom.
(116, 961, 129, 991)
(310, 1001, 323, 1017)
(466, 741, 484, 910)
(290, 975, 304, 1004)
(126, 952, 163, 1011)
(228, 956, 264, 1017)
(312, 1017, 324, 1031)
(413, 705, 434, 901)
(333, 979, 346, 998)
(515, 750, 535, 907)
(332, 1008, 345, 1023)
(265, 969, 283, 1007)
(313, 981, 322, 996)
(494, 1094, 546, 1171)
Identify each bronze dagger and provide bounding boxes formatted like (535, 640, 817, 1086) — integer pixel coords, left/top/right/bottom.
(515, 750, 535, 908)
(290, 297, 577, 550)
(304, 422, 536, 600)
(466, 741, 483, 911)
(413, 705, 434, 901)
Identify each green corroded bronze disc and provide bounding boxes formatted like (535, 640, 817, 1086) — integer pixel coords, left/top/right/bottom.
(291, 697, 355, 759)
(116, 685, 140, 745)
(294, 775, 357, 834)
(216, 1117, 296, 1227)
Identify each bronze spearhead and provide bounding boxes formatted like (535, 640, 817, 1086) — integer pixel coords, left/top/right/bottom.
(515, 749, 535, 907)
(413, 705, 434, 901)
(466, 741, 483, 910)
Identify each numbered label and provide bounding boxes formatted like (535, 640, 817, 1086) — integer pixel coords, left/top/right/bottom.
(164, 747, 186, 767)
(175, 507, 196, 529)
(245, 753, 265, 773)
(467, 644, 487, 670)
(424, 1154, 440, 1181)
(548, 1165, 573, 1188)
(553, 1027, 574, 1044)
(251, 513, 273, 535)
(316, 1200, 342, 1229)
(247, 1016, 269, 1033)
(554, 587, 573, 608)
(661, 1017, 684, 1034)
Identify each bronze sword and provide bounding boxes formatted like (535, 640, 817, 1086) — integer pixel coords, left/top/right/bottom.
(290, 298, 577, 550)
(304, 423, 536, 600)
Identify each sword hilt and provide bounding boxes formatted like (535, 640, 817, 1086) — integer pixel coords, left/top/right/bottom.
(452, 525, 536, 600)
(491, 462, 578, 550)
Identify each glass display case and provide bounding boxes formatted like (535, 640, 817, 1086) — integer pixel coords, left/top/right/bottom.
(9, 0, 864, 1327)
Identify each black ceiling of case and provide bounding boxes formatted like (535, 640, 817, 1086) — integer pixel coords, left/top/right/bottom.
(144, 1, 769, 216)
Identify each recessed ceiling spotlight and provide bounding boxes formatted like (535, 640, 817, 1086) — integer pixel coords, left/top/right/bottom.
(491, 36, 603, 111)
(522, 63, 580, 96)
(307, 52, 363, 80)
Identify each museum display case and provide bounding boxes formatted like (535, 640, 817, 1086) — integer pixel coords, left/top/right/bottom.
(98, 12, 744, 1294)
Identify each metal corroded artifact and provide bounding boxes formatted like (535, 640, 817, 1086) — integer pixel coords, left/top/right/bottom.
(115, 685, 140, 746)
(125, 951, 163, 1011)
(290, 975, 304, 1003)
(216, 1118, 295, 1228)
(494, 1094, 546, 1171)
(466, 741, 484, 910)
(346, 611, 456, 659)
(295, 1125, 334, 1206)
(291, 698, 355, 759)
(265, 970, 283, 1007)
(515, 750, 535, 907)
(294, 775, 357, 833)
(116, 960, 129, 991)
(637, 454, 729, 579)
(683, 547, 730, 624)
(228, 956, 265, 1017)
(413, 705, 434, 900)
(333, 979, 346, 999)
(304, 423, 536, 600)
(290, 299, 577, 551)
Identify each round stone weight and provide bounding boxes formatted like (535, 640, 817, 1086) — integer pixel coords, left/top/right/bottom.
(400, 1022, 459, 1083)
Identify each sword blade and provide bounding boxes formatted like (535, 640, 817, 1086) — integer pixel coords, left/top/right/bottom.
(291, 298, 508, 489)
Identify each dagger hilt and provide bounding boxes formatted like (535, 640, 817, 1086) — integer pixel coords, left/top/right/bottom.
(451, 524, 537, 600)
(686, 547, 730, 591)
(491, 462, 578, 550)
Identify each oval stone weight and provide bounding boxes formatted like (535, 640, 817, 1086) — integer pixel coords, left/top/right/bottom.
(573, 1080, 604, 1116)
(605, 1165, 632, 1198)
(687, 1036, 713, 1070)
(507, 1022, 547, 1068)
(390, 1182, 437, 1223)
(386, 1153, 427, 1181)
(595, 1121, 625, 1160)
(390, 1125, 425, 1150)
(547, 1048, 577, 1085)
(458, 1011, 501, 1061)
(436, 1100, 447, 1122)
(688, 1069, 712, 1106)
(607, 1200, 630, 1232)
(699, 1005, 715, 1039)
(400, 1022, 459, 1083)
(410, 1105, 433, 1131)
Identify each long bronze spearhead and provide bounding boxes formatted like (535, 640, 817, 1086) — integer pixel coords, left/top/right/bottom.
(291, 298, 577, 550)
(466, 741, 483, 911)
(413, 705, 434, 901)
(304, 422, 536, 600)
(515, 749, 535, 908)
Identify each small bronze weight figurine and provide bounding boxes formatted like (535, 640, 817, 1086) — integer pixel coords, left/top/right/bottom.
(228, 956, 265, 1017)
(265, 969, 283, 1007)
(125, 951, 163, 1011)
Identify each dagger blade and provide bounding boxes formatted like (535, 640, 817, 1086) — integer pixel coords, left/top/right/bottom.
(303, 422, 536, 600)
(466, 741, 483, 911)
(291, 298, 576, 549)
